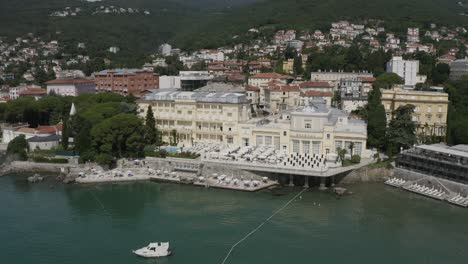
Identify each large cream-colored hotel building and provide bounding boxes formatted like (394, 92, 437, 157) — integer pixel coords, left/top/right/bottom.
(138, 90, 370, 158)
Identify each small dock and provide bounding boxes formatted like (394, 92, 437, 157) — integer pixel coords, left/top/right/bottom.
(75, 167, 277, 192)
(384, 177, 468, 208)
(192, 175, 277, 192)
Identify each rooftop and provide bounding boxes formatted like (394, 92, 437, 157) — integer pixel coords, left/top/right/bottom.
(195, 83, 245, 93)
(46, 78, 94, 85)
(298, 81, 330, 88)
(144, 90, 249, 104)
(301, 90, 333, 97)
(27, 134, 61, 143)
(415, 144, 468, 159)
(95, 69, 152, 76)
(250, 73, 293, 79)
(18, 88, 46, 96)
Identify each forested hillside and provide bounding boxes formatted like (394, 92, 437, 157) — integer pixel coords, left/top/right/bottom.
(0, 0, 466, 55)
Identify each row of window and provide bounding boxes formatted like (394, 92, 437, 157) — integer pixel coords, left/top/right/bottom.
(335, 141, 362, 155)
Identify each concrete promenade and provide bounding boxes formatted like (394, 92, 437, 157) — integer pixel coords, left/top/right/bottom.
(203, 158, 374, 177)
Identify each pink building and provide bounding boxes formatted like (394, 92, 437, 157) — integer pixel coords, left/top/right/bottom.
(46, 78, 96, 97)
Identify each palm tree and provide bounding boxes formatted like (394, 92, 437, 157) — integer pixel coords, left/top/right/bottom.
(348, 142, 355, 157)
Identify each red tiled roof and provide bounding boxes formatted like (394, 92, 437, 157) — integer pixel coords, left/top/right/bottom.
(208, 61, 224, 66)
(358, 77, 376, 82)
(225, 61, 243, 66)
(245, 85, 260, 92)
(18, 88, 46, 96)
(36, 126, 57, 134)
(266, 80, 284, 85)
(298, 81, 330, 88)
(55, 122, 63, 132)
(269, 85, 300, 92)
(45, 78, 94, 85)
(438, 54, 456, 60)
(208, 65, 227, 71)
(301, 90, 333, 97)
(250, 73, 293, 79)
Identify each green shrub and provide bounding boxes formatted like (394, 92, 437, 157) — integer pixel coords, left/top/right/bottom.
(351, 155, 361, 164)
(167, 151, 200, 159)
(145, 149, 167, 158)
(95, 153, 113, 165)
(7, 135, 29, 161)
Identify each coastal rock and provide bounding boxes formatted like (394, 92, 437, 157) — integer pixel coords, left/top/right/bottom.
(28, 174, 44, 183)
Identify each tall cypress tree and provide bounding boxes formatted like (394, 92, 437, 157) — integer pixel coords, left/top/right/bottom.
(367, 86, 387, 150)
(61, 119, 69, 150)
(145, 105, 158, 145)
(293, 55, 303, 76)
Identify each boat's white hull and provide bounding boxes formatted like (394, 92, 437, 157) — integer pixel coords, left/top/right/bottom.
(133, 250, 172, 258)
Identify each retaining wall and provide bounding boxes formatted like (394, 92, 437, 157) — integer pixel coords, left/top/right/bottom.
(394, 167, 468, 196)
(338, 166, 393, 184)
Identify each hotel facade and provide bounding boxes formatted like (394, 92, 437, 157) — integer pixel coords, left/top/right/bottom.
(381, 87, 449, 137)
(138, 90, 369, 158)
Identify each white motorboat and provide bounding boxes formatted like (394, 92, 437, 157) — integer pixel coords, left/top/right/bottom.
(133, 242, 171, 258)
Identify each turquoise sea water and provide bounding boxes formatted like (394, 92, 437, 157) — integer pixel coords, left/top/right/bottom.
(1, 173, 468, 264)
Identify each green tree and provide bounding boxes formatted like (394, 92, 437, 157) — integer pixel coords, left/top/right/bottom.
(367, 87, 387, 149)
(169, 129, 179, 146)
(432, 63, 450, 85)
(332, 91, 342, 109)
(345, 44, 363, 70)
(374, 73, 403, 89)
(7, 135, 29, 161)
(91, 114, 145, 160)
(386, 104, 417, 156)
(144, 105, 158, 145)
(293, 55, 303, 76)
(61, 119, 69, 150)
(446, 78, 468, 145)
(337, 148, 347, 163)
(348, 142, 355, 157)
(191, 60, 207, 71)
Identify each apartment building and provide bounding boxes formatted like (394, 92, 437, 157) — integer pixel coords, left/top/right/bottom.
(310, 71, 373, 90)
(339, 77, 375, 112)
(94, 69, 158, 96)
(381, 87, 449, 137)
(264, 84, 301, 113)
(386, 56, 426, 87)
(46, 78, 95, 97)
(407, 27, 420, 43)
(450, 59, 468, 81)
(248, 73, 294, 107)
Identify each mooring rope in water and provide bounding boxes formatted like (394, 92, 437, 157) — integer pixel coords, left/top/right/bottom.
(88, 188, 112, 223)
(220, 188, 307, 264)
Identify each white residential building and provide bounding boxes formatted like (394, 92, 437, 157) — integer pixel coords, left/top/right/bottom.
(407, 28, 420, 43)
(159, 43, 172, 56)
(46, 78, 96, 96)
(197, 50, 224, 62)
(386, 57, 425, 87)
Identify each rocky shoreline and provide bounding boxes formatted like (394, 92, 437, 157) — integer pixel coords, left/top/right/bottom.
(0, 157, 394, 187)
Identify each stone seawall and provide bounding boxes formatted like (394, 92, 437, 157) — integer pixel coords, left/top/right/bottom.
(394, 167, 468, 196)
(338, 166, 394, 184)
(1, 161, 81, 176)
